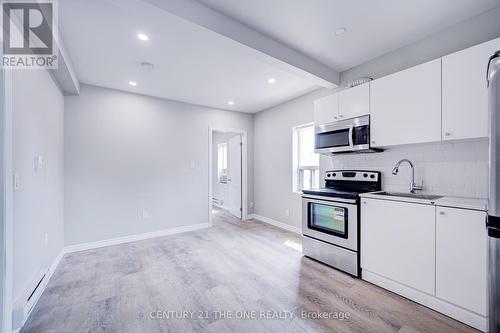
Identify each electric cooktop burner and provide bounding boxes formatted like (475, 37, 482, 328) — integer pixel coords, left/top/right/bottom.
(302, 188, 361, 200)
(302, 170, 381, 201)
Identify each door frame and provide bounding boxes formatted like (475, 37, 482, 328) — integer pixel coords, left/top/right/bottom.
(1, 69, 13, 333)
(208, 126, 248, 226)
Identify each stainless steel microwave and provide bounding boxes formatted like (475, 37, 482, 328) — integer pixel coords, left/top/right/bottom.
(314, 115, 381, 155)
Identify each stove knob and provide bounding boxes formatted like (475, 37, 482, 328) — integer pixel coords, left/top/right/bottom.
(327, 173, 331, 178)
(332, 173, 336, 177)
(370, 174, 375, 179)
(363, 173, 368, 178)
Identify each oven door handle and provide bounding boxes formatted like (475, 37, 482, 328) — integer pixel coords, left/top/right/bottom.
(348, 125, 354, 149)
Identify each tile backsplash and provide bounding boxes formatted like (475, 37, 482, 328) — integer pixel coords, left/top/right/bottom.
(320, 139, 488, 198)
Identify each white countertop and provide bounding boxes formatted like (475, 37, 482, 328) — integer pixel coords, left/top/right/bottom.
(434, 196, 487, 211)
(360, 191, 487, 211)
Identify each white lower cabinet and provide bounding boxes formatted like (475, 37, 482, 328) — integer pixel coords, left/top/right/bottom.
(435, 207, 488, 316)
(361, 198, 488, 331)
(360, 199, 436, 294)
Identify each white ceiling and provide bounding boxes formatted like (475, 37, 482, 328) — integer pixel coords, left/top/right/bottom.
(60, 0, 321, 113)
(199, 0, 500, 71)
(61, 0, 500, 113)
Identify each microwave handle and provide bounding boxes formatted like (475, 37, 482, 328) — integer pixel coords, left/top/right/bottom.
(348, 125, 354, 149)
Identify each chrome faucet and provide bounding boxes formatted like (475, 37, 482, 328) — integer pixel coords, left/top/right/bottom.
(392, 159, 423, 193)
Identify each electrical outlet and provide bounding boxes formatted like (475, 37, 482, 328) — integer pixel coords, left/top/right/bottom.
(285, 209, 290, 217)
(250, 202, 254, 208)
(44, 233, 49, 246)
(142, 210, 150, 219)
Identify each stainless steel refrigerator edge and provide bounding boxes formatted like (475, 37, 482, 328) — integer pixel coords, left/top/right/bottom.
(487, 50, 500, 333)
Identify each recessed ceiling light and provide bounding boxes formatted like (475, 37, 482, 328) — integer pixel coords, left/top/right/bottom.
(268, 78, 276, 84)
(129, 81, 137, 87)
(334, 27, 347, 36)
(137, 33, 149, 41)
(228, 101, 234, 105)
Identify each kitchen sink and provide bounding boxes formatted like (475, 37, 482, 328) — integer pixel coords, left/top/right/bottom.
(373, 191, 443, 200)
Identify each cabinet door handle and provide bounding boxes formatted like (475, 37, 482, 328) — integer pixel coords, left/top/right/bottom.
(439, 211, 445, 215)
(445, 132, 451, 137)
(340, 115, 344, 118)
(334, 116, 338, 119)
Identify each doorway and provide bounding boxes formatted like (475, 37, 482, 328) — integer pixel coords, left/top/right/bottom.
(208, 127, 247, 225)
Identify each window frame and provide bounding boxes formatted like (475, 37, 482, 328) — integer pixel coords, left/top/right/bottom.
(292, 123, 319, 193)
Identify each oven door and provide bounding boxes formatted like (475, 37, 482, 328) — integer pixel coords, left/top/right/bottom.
(302, 196, 358, 251)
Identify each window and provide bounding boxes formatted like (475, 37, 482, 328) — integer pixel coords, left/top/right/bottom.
(217, 143, 228, 183)
(293, 124, 319, 192)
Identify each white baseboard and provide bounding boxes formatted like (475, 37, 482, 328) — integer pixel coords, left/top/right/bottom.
(64, 222, 210, 254)
(46, 250, 65, 282)
(362, 270, 488, 332)
(248, 214, 301, 234)
(14, 223, 210, 332)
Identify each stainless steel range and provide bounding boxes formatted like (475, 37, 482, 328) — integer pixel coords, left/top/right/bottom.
(302, 170, 381, 277)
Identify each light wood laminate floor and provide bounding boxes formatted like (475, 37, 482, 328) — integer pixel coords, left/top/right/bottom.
(21, 208, 479, 333)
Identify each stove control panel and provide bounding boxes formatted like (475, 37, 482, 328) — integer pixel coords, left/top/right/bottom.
(325, 170, 379, 182)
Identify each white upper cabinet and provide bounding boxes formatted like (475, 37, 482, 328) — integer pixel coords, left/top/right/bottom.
(314, 83, 370, 125)
(442, 37, 500, 141)
(361, 199, 436, 295)
(436, 207, 488, 316)
(370, 59, 442, 147)
(314, 93, 339, 125)
(338, 82, 370, 120)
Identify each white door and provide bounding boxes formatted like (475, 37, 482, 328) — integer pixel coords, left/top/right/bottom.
(442, 37, 500, 141)
(361, 199, 436, 294)
(435, 207, 488, 315)
(370, 59, 442, 147)
(227, 135, 242, 219)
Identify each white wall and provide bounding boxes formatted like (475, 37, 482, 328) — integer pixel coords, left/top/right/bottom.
(64, 84, 253, 245)
(12, 70, 65, 303)
(321, 140, 488, 198)
(253, 89, 329, 228)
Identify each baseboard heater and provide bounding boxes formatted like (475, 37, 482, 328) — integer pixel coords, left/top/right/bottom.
(13, 269, 48, 330)
(212, 198, 223, 206)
